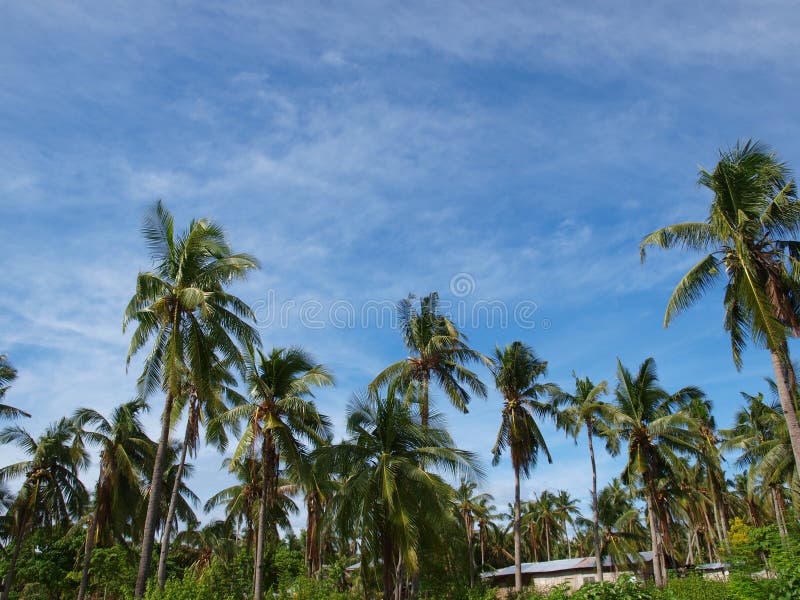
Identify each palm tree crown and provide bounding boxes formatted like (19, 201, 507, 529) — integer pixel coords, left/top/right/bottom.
(370, 292, 487, 425)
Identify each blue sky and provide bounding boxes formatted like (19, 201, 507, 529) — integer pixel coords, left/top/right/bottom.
(3, 1, 800, 531)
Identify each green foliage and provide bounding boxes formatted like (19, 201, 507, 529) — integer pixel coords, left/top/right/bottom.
(79, 544, 139, 600)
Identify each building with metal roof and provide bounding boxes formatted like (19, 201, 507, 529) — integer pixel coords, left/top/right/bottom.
(480, 552, 654, 592)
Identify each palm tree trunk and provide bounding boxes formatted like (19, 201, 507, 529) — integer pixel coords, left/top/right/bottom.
(2, 525, 26, 600)
(464, 512, 474, 587)
(545, 523, 551, 562)
(306, 493, 320, 578)
(135, 391, 174, 599)
(701, 505, 718, 561)
(77, 511, 99, 600)
(157, 427, 190, 590)
(253, 433, 272, 600)
(408, 373, 430, 600)
(645, 488, 665, 588)
(480, 527, 486, 569)
(587, 427, 603, 582)
(381, 527, 394, 600)
(513, 464, 522, 593)
(770, 486, 788, 540)
(769, 348, 800, 468)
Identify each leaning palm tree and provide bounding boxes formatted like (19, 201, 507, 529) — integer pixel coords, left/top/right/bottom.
(553, 375, 618, 580)
(73, 400, 154, 600)
(123, 200, 260, 597)
(321, 388, 482, 600)
(156, 358, 244, 589)
(612, 357, 704, 588)
(0, 418, 88, 600)
(641, 140, 800, 468)
(370, 292, 487, 426)
(0, 355, 29, 421)
(490, 341, 555, 592)
(220, 346, 333, 600)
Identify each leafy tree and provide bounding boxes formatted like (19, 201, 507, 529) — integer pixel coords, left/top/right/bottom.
(641, 140, 800, 468)
(490, 341, 555, 592)
(123, 200, 260, 597)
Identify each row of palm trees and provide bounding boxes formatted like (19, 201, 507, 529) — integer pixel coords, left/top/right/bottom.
(0, 340, 794, 598)
(1, 139, 799, 598)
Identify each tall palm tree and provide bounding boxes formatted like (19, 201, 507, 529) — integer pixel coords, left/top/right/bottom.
(220, 346, 333, 600)
(287, 435, 337, 579)
(322, 389, 481, 600)
(453, 479, 493, 587)
(553, 375, 617, 580)
(612, 357, 704, 588)
(685, 397, 729, 548)
(370, 292, 487, 426)
(473, 495, 496, 571)
(156, 359, 244, 589)
(577, 479, 647, 573)
(0, 355, 29, 421)
(490, 341, 554, 592)
(641, 140, 800, 468)
(0, 418, 88, 600)
(553, 490, 581, 558)
(123, 201, 260, 597)
(529, 491, 559, 562)
(73, 400, 154, 600)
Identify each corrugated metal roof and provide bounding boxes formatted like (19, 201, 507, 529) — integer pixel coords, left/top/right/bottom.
(480, 552, 653, 579)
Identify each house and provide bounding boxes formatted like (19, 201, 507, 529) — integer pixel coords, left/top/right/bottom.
(693, 561, 730, 581)
(480, 552, 654, 592)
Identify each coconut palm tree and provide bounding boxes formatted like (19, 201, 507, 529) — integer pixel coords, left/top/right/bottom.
(577, 479, 647, 573)
(490, 341, 555, 592)
(123, 201, 260, 597)
(0, 418, 88, 600)
(612, 357, 704, 588)
(204, 456, 300, 550)
(553, 375, 618, 580)
(173, 519, 237, 575)
(473, 495, 497, 571)
(529, 491, 559, 562)
(287, 435, 337, 578)
(73, 399, 154, 600)
(220, 346, 333, 600)
(156, 358, 244, 589)
(321, 388, 482, 600)
(370, 292, 487, 427)
(553, 490, 581, 558)
(641, 140, 800, 468)
(721, 390, 795, 538)
(0, 355, 29, 421)
(684, 397, 729, 548)
(453, 478, 493, 586)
